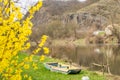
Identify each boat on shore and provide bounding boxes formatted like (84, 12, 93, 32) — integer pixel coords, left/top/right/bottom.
(44, 62, 81, 74)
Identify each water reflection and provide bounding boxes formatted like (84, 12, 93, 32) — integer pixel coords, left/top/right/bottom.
(49, 44, 120, 75)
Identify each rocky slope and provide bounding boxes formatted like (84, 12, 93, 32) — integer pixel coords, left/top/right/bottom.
(30, 0, 120, 42)
(32, 0, 99, 27)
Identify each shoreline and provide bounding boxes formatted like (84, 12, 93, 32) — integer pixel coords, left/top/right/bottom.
(48, 56, 120, 80)
(49, 39, 120, 46)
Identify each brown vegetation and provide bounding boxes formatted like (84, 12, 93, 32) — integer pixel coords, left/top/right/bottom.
(30, 0, 120, 44)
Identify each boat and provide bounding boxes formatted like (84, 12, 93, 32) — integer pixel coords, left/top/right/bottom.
(44, 62, 81, 74)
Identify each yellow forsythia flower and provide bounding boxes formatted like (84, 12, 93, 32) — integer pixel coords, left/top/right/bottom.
(34, 48, 41, 54)
(40, 55, 45, 61)
(29, 55, 33, 62)
(28, 76, 32, 80)
(43, 47, 49, 54)
(24, 64, 30, 69)
(0, 0, 43, 80)
(24, 74, 28, 78)
(32, 63, 38, 70)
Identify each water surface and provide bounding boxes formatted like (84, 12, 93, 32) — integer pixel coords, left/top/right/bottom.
(49, 44, 120, 75)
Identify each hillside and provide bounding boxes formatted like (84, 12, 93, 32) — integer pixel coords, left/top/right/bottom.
(32, 0, 99, 27)
(78, 0, 120, 24)
(30, 0, 120, 43)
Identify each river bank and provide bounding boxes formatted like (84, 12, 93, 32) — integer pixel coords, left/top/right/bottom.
(18, 53, 120, 80)
(50, 39, 86, 46)
(49, 38, 119, 47)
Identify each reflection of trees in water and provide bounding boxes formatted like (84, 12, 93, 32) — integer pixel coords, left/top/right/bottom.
(112, 45, 120, 60)
(100, 45, 112, 74)
(50, 45, 76, 61)
(100, 45, 120, 75)
(110, 45, 120, 75)
(50, 45, 102, 66)
(50, 45, 120, 75)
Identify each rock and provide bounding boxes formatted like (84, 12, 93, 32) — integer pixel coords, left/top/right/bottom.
(63, 13, 107, 29)
(105, 25, 113, 36)
(82, 76, 90, 80)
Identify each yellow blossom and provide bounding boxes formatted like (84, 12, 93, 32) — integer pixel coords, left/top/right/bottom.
(40, 55, 45, 61)
(34, 48, 41, 54)
(32, 63, 38, 70)
(28, 76, 32, 80)
(24, 64, 30, 69)
(15, 69, 23, 74)
(17, 13, 23, 20)
(0, 0, 45, 80)
(24, 74, 28, 78)
(6, 67, 13, 73)
(43, 47, 49, 54)
(29, 55, 33, 62)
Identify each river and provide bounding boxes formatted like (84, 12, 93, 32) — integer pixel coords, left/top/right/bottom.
(49, 44, 120, 75)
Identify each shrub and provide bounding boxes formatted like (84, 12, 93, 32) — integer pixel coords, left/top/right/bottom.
(0, 0, 49, 80)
